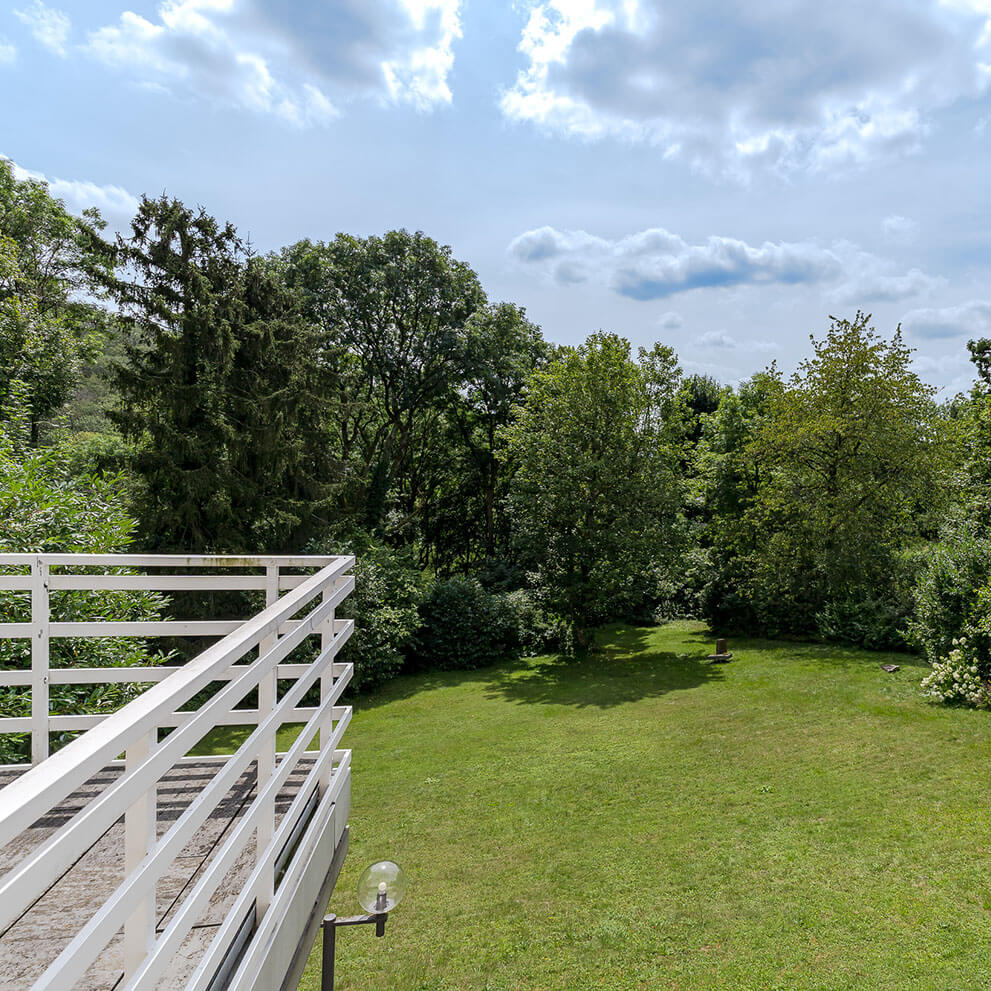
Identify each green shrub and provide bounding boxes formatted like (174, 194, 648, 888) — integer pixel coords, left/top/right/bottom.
(814, 593, 910, 651)
(308, 534, 423, 693)
(412, 577, 522, 671)
(814, 553, 920, 651)
(905, 530, 991, 662)
(699, 559, 759, 635)
(503, 588, 563, 655)
(921, 634, 991, 708)
(653, 545, 713, 622)
(0, 429, 169, 762)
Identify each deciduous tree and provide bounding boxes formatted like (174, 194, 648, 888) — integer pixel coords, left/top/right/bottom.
(502, 332, 682, 647)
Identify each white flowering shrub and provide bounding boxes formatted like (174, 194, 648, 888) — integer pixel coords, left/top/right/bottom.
(921, 636, 991, 708)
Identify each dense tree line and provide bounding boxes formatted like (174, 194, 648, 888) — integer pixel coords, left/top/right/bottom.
(4, 162, 991, 712)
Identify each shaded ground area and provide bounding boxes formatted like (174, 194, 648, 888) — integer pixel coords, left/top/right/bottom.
(0, 758, 313, 990)
(290, 621, 991, 991)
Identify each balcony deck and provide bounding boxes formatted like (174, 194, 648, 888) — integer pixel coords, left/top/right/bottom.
(0, 554, 355, 991)
(0, 758, 316, 990)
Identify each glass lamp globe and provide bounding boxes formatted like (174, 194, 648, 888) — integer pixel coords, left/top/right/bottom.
(357, 860, 407, 914)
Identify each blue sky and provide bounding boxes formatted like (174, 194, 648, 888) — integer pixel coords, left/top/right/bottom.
(3, 0, 991, 393)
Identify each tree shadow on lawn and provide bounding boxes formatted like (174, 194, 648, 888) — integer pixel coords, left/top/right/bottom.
(485, 624, 724, 709)
(679, 627, 929, 671)
(351, 664, 505, 712)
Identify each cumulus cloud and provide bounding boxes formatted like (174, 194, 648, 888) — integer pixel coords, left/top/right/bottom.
(501, 0, 991, 174)
(509, 224, 943, 305)
(2, 154, 139, 231)
(85, 0, 462, 125)
(695, 330, 777, 352)
(881, 214, 920, 244)
(14, 1, 70, 56)
(831, 251, 945, 304)
(911, 350, 975, 394)
(657, 310, 682, 330)
(0, 38, 16, 64)
(900, 300, 991, 339)
(697, 330, 737, 349)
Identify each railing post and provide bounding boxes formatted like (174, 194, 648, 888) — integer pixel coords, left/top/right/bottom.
(256, 563, 280, 914)
(318, 580, 338, 793)
(30, 556, 50, 765)
(124, 729, 157, 977)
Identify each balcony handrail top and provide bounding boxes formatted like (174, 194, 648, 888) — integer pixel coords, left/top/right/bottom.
(0, 553, 344, 568)
(0, 553, 355, 845)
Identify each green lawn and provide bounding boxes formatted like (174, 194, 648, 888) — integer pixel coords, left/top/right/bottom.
(285, 621, 991, 989)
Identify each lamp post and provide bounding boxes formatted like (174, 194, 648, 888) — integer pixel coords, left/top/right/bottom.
(321, 860, 407, 991)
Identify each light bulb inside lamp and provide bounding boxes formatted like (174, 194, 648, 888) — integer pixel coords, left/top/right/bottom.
(357, 861, 408, 914)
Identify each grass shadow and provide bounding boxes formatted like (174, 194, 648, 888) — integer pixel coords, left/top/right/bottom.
(485, 623, 724, 709)
(350, 664, 512, 712)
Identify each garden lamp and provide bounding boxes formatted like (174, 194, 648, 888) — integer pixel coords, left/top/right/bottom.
(320, 860, 407, 991)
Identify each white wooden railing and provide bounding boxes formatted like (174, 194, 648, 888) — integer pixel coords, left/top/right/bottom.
(0, 553, 356, 990)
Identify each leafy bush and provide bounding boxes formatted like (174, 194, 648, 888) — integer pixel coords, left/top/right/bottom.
(0, 428, 168, 762)
(653, 545, 713, 622)
(910, 538, 991, 710)
(814, 593, 910, 651)
(814, 553, 921, 651)
(502, 588, 563, 655)
(699, 560, 759, 635)
(921, 634, 991, 708)
(905, 530, 991, 662)
(412, 577, 523, 671)
(307, 534, 423, 693)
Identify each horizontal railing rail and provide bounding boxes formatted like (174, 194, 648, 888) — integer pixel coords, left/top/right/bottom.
(0, 553, 356, 990)
(0, 553, 346, 765)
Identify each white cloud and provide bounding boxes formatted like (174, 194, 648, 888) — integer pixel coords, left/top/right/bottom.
(881, 214, 920, 244)
(911, 350, 975, 395)
(501, 0, 991, 174)
(0, 38, 16, 64)
(657, 310, 682, 330)
(14, 1, 70, 57)
(85, 0, 462, 125)
(509, 223, 943, 305)
(695, 330, 777, 352)
(831, 249, 945, 303)
(2, 154, 139, 231)
(900, 300, 991, 339)
(697, 330, 737, 349)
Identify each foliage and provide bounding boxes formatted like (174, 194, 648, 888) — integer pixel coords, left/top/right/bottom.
(112, 196, 337, 552)
(904, 528, 991, 663)
(920, 633, 991, 708)
(502, 333, 683, 647)
(329, 536, 423, 693)
(814, 591, 911, 652)
(425, 302, 550, 573)
(0, 160, 114, 441)
(412, 576, 523, 671)
(501, 588, 564, 654)
(701, 315, 948, 639)
(279, 230, 487, 550)
(0, 418, 168, 761)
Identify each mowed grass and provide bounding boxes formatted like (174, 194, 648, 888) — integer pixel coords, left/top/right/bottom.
(260, 622, 991, 989)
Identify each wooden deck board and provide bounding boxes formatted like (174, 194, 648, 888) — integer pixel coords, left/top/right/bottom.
(0, 759, 314, 990)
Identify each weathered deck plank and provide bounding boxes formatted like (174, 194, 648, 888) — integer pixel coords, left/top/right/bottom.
(0, 759, 314, 990)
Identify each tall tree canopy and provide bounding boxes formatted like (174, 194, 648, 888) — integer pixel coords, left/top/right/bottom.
(279, 230, 492, 551)
(704, 313, 949, 637)
(0, 159, 114, 439)
(502, 332, 683, 647)
(112, 196, 335, 552)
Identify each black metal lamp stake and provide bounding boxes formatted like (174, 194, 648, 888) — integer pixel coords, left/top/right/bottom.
(321, 863, 406, 991)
